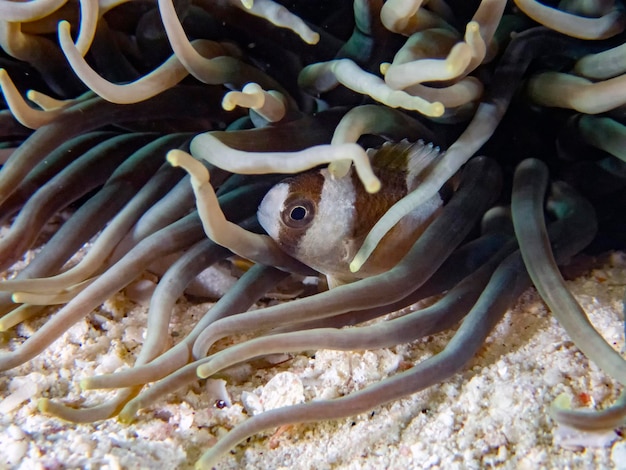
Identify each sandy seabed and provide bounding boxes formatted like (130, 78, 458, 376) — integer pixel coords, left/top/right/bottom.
(0, 252, 625, 470)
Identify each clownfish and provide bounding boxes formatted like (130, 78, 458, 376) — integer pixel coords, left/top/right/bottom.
(257, 140, 454, 288)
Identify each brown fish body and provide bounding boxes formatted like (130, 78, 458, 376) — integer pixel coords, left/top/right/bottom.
(257, 140, 449, 287)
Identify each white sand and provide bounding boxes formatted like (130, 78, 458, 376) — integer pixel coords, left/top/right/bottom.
(0, 253, 625, 470)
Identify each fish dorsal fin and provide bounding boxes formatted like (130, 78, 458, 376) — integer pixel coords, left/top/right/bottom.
(366, 139, 442, 192)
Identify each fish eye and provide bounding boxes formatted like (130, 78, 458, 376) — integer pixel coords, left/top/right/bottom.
(281, 196, 315, 229)
(290, 206, 307, 221)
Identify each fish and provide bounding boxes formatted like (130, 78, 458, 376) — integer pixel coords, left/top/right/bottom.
(257, 140, 453, 288)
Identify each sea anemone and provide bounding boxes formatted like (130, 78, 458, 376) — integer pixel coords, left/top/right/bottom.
(0, 0, 625, 468)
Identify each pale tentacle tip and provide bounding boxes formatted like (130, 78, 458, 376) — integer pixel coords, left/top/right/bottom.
(79, 378, 93, 390)
(58, 19, 71, 35)
(118, 403, 138, 424)
(466, 20, 479, 34)
(221, 96, 237, 111)
(196, 363, 211, 379)
(551, 392, 573, 412)
(380, 62, 390, 75)
(37, 398, 51, 414)
(430, 102, 445, 117)
(306, 32, 321, 45)
(349, 257, 364, 274)
(166, 149, 184, 167)
(167, 149, 211, 183)
(366, 178, 382, 194)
